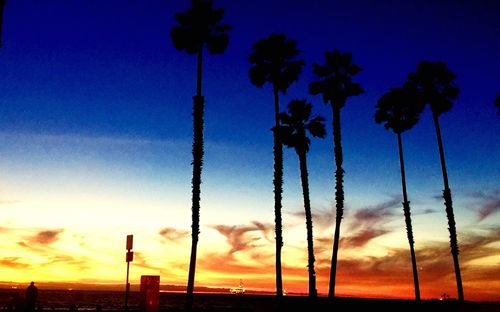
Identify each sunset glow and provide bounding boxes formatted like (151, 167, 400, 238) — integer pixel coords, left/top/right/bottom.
(0, 0, 499, 303)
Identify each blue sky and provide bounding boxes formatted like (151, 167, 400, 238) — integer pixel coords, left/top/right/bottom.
(0, 0, 499, 299)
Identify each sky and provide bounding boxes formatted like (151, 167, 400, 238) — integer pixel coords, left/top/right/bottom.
(0, 0, 499, 301)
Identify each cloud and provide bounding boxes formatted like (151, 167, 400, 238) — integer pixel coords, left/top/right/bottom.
(198, 252, 272, 276)
(251, 221, 274, 242)
(212, 225, 261, 255)
(43, 254, 91, 271)
(159, 227, 189, 242)
(469, 190, 500, 221)
(132, 252, 163, 272)
(29, 229, 64, 245)
(0, 257, 30, 269)
(211, 221, 273, 256)
(350, 196, 401, 231)
(341, 229, 390, 248)
(289, 207, 336, 231)
(329, 196, 401, 248)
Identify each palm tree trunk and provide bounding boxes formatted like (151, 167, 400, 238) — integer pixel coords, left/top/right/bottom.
(186, 49, 204, 311)
(272, 84, 283, 299)
(298, 151, 317, 297)
(0, 0, 5, 48)
(432, 112, 464, 301)
(328, 104, 344, 298)
(397, 132, 421, 300)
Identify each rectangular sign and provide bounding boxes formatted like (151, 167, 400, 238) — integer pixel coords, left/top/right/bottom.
(126, 234, 133, 250)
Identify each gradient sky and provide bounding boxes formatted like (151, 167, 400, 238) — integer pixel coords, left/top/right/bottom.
(0, 0, 499, 301)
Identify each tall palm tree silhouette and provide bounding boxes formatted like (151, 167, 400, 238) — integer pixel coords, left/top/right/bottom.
(279, 99, 326, 298)
(495, 92, 500, 116)
(375, 86, 425, 300)
(248, 33, 304, 298)
(170, 1, 231, 309)
(408, 61, 464, 301)
(0, 0, 6, 48)
(309, 50, 363, 297)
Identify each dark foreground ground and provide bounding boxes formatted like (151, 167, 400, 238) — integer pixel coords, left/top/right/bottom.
(1, 290, 498, 312)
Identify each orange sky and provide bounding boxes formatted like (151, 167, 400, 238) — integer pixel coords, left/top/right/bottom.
(1, 192, 498, 302)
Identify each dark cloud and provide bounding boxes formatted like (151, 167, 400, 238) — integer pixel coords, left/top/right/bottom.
(159, 227, 189, 242)
(0, 257, 30, 269)
(29, 229, 64, 245)
(469, 190, 500, 221)
(211, 221, 273, 256)
(341, 229, 390, 248)
(212, 225, 261, 255)
(251, 221, 274, 242)
(351, 196, 400, 231)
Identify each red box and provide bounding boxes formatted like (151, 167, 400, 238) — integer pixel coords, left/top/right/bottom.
(140, 275, 160, 312)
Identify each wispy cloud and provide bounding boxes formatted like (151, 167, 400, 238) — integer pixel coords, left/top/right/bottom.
(468, 190, 500, 221)
(28, 229, 64, 245)
(212, 224, 261, 255)
(350, 196, 400, 231)
(133, 252, 163, 272)
(341, 229, 390, 248)
(210, 221, 273, 257)
(159, 227, 189, 242)
(0, 257, 30, 269)
(251, 221, 274, 242)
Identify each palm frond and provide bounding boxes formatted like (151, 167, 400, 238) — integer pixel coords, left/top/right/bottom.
(309, 49, 363, 107)
(249, 33, 304, 93)
(408, 61, 459, 116)
(170, 0, 231, 55)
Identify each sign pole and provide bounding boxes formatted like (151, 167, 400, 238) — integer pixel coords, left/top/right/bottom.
(125, 235, 134, 311)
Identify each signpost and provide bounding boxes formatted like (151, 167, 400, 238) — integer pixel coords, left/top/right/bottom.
(125, 235, 134, 311)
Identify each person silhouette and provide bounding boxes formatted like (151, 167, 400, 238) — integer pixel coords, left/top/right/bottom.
(26, 281, 38, 312)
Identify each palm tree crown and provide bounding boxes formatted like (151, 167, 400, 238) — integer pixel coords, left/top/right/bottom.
(375, 86, 425, 134)
(249, 33, 304, 93)
(171, 0, 231, 55)
(280, 100, 326, 151)
(309, 50, 364, 107)
(407, 61, 459, 116)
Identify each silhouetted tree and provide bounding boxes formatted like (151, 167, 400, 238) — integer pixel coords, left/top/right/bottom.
(495, 92, 500, 116)
(309, 50, 363, 297)
(170, 1, 231, 309)
(0, 0, 5, 48)
(375, 86, 425, 300)
(408, 61, 464, 301)
(249, 33, 304, 298)
(280, 99, 326, 298)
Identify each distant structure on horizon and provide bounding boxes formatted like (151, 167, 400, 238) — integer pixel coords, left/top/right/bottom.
(229, 280, 246, 295)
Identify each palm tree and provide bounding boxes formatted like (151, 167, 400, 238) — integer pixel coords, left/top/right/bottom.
(495, 92, 500, 116)
(279, 99, 326, 297)
(248, 33, 304, 298)
(408, 61, 464, 301)
(0, 0, 6, 48)
(309, 50, 363, 297)
(375, 86, 425, 300)
(170, 1, 230, 309)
